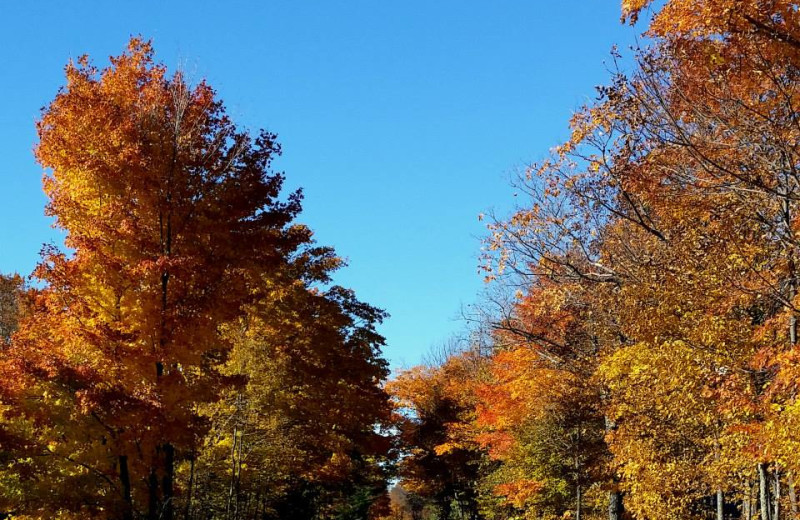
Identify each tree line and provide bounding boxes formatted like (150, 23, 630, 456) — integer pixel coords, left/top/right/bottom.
(385, 1, 800, 519)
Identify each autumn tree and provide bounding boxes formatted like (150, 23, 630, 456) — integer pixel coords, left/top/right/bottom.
(0, 274, 23, 344)
(388, 350, 490, 520)
(379, 2, 800, 520)
(0, 38, 391, 519)
(472, 283, 609, 520)
(187, 269, 392, 519)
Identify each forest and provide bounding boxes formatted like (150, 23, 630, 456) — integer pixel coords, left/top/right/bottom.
(2, 0, 800, 519)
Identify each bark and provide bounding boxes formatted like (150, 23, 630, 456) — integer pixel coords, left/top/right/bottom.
(605, 415, 623, 520)
(148, 468, 159, 520)
(744, 481, 752, 520)
(441, 498, 452, 520)
(713, 438, 724, 520)
(119, 455, 133, 520)
(761, 463, 773, 520)
(574, 445, 582, 520)
(234, 432, 245, 520)
(242, 492, 252, 520)
(776, 467, 782, 520)
(184, 455, 195, 520)
(163, 443, 175, 520)
(226, 427, 238, 520)
(746, 479, 755, 520)
(788, 190, 798, 520)
(608, 490, 623, 520)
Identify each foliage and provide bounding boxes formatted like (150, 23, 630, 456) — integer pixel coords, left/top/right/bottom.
(0, 39, 391, 520)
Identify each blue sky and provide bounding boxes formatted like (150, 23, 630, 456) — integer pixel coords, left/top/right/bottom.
(0, 1, 639, 370)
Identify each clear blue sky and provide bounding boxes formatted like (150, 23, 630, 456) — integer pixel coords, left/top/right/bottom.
(0, 1, 639, 370)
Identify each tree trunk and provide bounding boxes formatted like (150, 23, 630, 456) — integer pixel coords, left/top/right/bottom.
(163, 443, 175, 520)
(746, 479, 756, 520)
(148, 468, 159, 520)
(609, 490, 623, 520)
(119, 455, 133, 520)
(788, 190, 797, 520)
(441, 498, 452, 520)
(717, 489, 724, 520)
(776, 467, 782, 520)
(745, 482, 752, 520)
(226, 427, 238, 520)
(253, 492, 261, 520)
(786, 191, 797, 347)
(605, 415, 623, 520)
(185, 455, 195, 520)
(761, 463, 773, 520)
(788, 192, 797, 520)
(234, 433, 244, 520)
(576, 484, 582, 520)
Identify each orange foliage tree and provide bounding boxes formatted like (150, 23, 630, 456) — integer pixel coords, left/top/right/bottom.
(388, 2, 800, 520)
(0, 39, 391, 520)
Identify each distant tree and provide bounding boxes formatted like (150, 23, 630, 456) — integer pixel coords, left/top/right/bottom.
(0, 274, 23, 343)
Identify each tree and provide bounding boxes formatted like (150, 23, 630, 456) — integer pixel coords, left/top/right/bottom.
(187, 269, 392, 519)
(0, 274, 23, 344)
(388, 351, 489, 520)
(0, 38, 328, 519)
